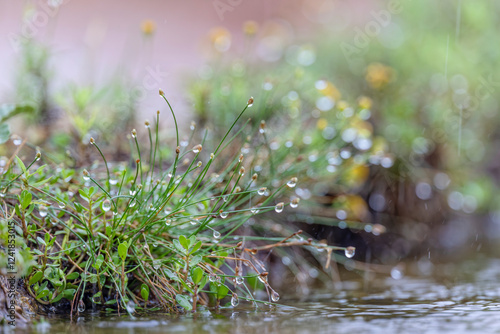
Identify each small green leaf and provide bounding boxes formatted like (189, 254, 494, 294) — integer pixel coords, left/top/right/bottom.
(178, 235, 189, 250)
(175, 294, 192, 311)
(37, 236, 46, 246)
(217, 284, 229, 300)
(189, 255, 202, 267)
(36, 289, 49, 299)
(66, 272, 79, 280)
(141, 284, 149, 302)
(29, 271, 43, 285)
(191, 267, 203, 285)
(62, 289, 76, 299)
(0, 123, 10, 144)
(51, 293, 64, 303)
(20, 190, 32, 210)
(44, 233, 51, 245)
(190, 241, 202, 255)
(15, 156, 26, 174)
(118, 243, 128, 261)
(173, 239, 185, 254)
(93, 254, 104, 270)
(189, 235, 196, 246)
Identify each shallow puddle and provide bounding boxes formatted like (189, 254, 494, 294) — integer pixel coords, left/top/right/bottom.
(13, 258, 500, 334)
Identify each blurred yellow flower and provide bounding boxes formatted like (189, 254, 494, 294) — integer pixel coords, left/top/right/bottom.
(209, 27, 231, 52)
(365, 63, 394, 89)
(141, 20, 156, 35)
(243, 20, 259, 36)
(336, 194, 369, 221)
(337, 100, 349, 110)
(344, 163, 370, 188)
(317, 118, 328, 130)
(358, 96, 373, 109)
(317, 80, 341, 100)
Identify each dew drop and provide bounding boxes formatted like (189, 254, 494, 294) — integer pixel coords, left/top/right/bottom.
(129, 190, 136, 196)
(153, 261, 161, 270)
(129, 200, 136, 208)
(190, 220, 197, 225)
(209, 274, 217, 282)
(192, 144, 202, 154)
(222, 195, 229, 202)
(58, 202, 66, 209)
(258, 187, 267, 196)
(231, 293, 239, 307)
(270, 289, 280, 302)
(109, 179, 118, 185)
(250, 207, 259, 214)
(11, 135, 22, 146)
(290, 198, 300, 208)
(92, 294, 102, 303)
(77, 300, 85, 313)
(213, 230, 221, 239)
(102, 199, 111, 212)
(82, 174, 90, 182)
(165, 219, 172, 226)
(126, 300, 136, 314)
(275, 202, 284, 213)
(38, 205, 48, 217)
(219, 211, 228, 219)
(344, 246, 356, 258)
(236, 276, 244, 285)
(287, 177, 298, 188)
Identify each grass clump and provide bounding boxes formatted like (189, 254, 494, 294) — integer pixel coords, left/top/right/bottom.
(0, 92, 355, 316)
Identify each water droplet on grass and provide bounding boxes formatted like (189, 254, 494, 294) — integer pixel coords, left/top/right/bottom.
(275, 202, 284, 213)
(58, 202, 66, 209)
(270, 289, 280, 302)
(38, 205, 48, 217)
(213, 230, 221, 239)
(287, 177, 297, 188)
(102, 199, 111, 212)
(344, 246, 356, 258)
(231, 293, 239, 307)
(236, 276, 244, 285)
(219, 211, 228, 219)
(258, 187, 267, 195)
(77, 300, 85, 313)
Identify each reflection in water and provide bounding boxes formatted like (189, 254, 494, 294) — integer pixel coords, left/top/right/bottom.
(26, 259, 500, 334)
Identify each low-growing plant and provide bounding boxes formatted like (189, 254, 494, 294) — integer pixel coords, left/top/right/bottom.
(0, 92, 358, 316)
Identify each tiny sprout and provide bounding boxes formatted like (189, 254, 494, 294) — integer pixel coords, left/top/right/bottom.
(259, 120, 266, 134)
(90, 137, 95, 145)
(190, 121, 196, 131)
(239, 167, 245, 176)
(157, 110, 160, 115)
(159, 89, 165, 96)
(193, 144, 202, 154)
(136, 184, 143, 190)
(251, 173, 258, 181)
(239, 154, 244, 162)
(176, 146, 180, 155)
(290, 198, 300, 208)
(197, 161, 202, 168)
(131, 129, 137, 138)
(210, 153, 214, 160)
(35, 152, 42, 161)
(287, 177, 298, 188)
(144, 120, 150, 128)
(234, 186, 241, 193)
(247, 96, 254, 107)
(136, 159, 140, 164)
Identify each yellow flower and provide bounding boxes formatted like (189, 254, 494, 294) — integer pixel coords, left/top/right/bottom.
(358, 96, 373, 109)
(365, 63, 395, 89)
(317, 80, 341, 100)
(209, 27, 231, 52)
(243, 20, 259, 36)
(344, 164, 370, 188)
(316, 118, 328, 130)
(141, 20, 156, 35)
(337, 100, 349, 110)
